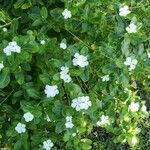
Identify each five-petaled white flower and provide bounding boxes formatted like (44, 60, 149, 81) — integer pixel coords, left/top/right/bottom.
(60, 42, 67, 49)
(101, 75, 110, 82)
(126, 23, 137, 33)
(3, 41, 21, 56)
(71, 96, 91, 111)
(96, 115, 110, 126)
(124, 57, 138, 71)
(129, 102, 140, 112)
(23, 112, 34, 122)
(15, 122, 26, 134)
(62, 9, 72, 19)
(40, 40, 45, 45)
(119, 5, 131, 16)
(43, 139, 54, 150)
(3, 27, 7, 32)
(0, 62, 4, 71)
(72, 53, 89, 68)
(65, 116, 74, 128)
(44, 85, 59, 98)
(60, 66, 71, 83)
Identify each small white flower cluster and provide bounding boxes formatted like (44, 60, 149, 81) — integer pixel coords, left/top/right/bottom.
(96, 115, 110, 126)
(40, 40, 45, 45)
(73, 53, 89, 68)
(62, 9, 72, 19)
(126, 23, 137, 33)
(23, 112, 34, 122)
(60, 42, 67, 49)
(44, 85, 59, 98)
(43, 139, 54, 150)
(3, 41, 21, 56)
(60, 66, 71, 83)
(65, 116, 74, 128)
(71, 96, 91, 111)
(119, 5, 137, 34)
(129, 102, 148, 113)
(129, 102, 140, 112)
(15, 122, 26, 133)
(124, 57, 138, 71)
(15, 112, 34, 134)
(101, 75, 110, 82)
(0, 62, 4, 71)
(119, 5, 131, 17)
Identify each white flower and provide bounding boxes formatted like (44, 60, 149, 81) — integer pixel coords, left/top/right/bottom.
(129, 102, 140, 112)
(40, 40, 45, 45)
(3, 41, 21, 56)
(0, 62, 4, 71)
(119, 5, 131, 16)
(44, 85, 59, 98)
(3, 46, 12, 56)
(60, 66, 71, 83)
(61, 66, 69, 73)
(65, 116, 74, 128)
(43, 139, 54, 150)
(71, 96, 91, 111)
(23, 112, 34, 122)
(131, 136, 138, 145)
(3, 27, 7, 32)
(96, 115, 110, 126)
(62, 9, 72, 19)
(141, 105, 147, 112)
(124, 57, 138, 71)
(72, 133, 76, 137)
(66, 116, 72, 122)
(65, 121, 74, 128)
(126, 23, 137, 33)
(46, 115, 51, 122)
(15, 122, 26, 133)
(101, 75, 110, 82)
(72, 53, 89, 68)
(60, 42, 67, 49)
(147, 52, 150, 58)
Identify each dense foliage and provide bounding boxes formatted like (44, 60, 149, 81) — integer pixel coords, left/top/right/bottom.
(0, 0, 150, 149)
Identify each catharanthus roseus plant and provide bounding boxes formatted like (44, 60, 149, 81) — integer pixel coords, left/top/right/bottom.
(0, 0, 150, 149)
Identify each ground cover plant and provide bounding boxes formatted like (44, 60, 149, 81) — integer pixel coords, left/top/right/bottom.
(0, 0, 150, 149)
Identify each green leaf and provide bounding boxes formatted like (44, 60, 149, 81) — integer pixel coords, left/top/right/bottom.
(70, 69, 81, 76)
(21, 1, 32, 9)
(80, 46, 89, 55)
(26, 88, 39, 99)
(121, 38, 130, 57)
(15, 70, 24, 85)
(21, 132, 28, 150)
(14, 0, 25, 9)
(10, 19, 18, 36)
(120, 73, 129, 88)
(14, 140, 22, 150)
(0, 68, 10, 89)
(55, 122, 64, 133)
(40, 7, 48, 19)
(66, 83, 82, 98)
(32, 19, 43, 26)
(80, 68, 89, 82)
